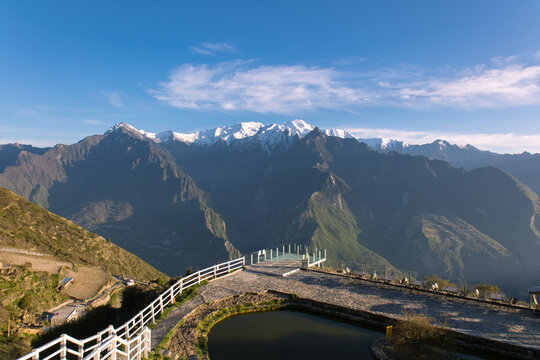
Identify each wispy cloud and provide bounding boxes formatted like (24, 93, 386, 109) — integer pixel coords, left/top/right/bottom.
(394, 63, 540, 107)
(190, 42, 237, 56)
(347, 127, 540, 154)
(150, 63, 370, 114)
(152, 54, 540, 113)
(102, 91, 124, 107)
(84, 119, 109, 126)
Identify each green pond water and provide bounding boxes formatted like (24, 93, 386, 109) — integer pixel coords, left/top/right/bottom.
(208, 310, 500, 360)
(207, 310, 381, 359)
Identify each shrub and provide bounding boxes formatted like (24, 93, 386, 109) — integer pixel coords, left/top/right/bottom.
(393, 311, 447, 346)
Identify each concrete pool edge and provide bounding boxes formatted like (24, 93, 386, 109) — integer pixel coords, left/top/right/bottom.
(159, 290, 536, 360)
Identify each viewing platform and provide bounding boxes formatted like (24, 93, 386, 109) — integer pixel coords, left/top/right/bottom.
(151, 258, 539, 359)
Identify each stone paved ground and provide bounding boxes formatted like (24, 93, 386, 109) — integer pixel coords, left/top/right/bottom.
(151, 265, 540, 351)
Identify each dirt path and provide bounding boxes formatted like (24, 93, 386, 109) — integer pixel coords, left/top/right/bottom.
(0, 250, 110, 300)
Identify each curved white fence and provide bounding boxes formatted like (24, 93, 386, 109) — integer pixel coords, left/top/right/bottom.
(18, 257, 245, 360)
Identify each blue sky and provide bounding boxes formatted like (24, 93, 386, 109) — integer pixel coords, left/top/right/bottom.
(1, 1, 540, 153)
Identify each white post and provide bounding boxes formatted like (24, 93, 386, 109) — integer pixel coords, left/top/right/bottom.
(78, 342, 84, 360)
(283, 245, 285, 255)
(324, 249, 326, 260)
(270, 249, 273, 259)
(276, 247, 279, 258)
(111, 335, 117, 360)
(159, 296, 164, 314)
(60, 334, 67, 360)
(214, 265, 217, 278)
(151, 304, 155, 323)
(170, 287, 175, 304)
(198, 271, 201, 283)
(228, 261, 231, 272)
(251, 253, 253, 265)
(289, 244, 291, 254)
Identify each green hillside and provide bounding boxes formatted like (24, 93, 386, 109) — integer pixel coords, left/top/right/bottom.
(0, 187, 165, 280)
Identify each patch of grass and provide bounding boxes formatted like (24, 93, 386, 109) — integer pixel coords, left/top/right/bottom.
(393, 311, 447, 345)
(386, 311, 454, 360)
(148, 280, 207, 330)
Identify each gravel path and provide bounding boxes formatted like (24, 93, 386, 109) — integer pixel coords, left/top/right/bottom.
(151, 266, 540, 351)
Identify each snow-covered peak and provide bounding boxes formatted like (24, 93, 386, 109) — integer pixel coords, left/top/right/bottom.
(107, 120, 356, 152)
(358, 137, 409, 151)
(109, 122, 151, 140)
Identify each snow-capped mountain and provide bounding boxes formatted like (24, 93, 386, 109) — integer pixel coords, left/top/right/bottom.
(110, 119, 355, 152)
(358, 137, 410, 152)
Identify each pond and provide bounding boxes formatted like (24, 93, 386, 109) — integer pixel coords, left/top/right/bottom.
(208, 310, 382, 359)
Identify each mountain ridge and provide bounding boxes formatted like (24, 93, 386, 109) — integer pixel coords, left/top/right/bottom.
(0, 123, 538, 293)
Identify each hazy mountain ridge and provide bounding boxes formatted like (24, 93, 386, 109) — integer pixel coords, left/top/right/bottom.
(362, 136, 540, 195)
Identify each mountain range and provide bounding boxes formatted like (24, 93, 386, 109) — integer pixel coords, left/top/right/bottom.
(0, 120, 538, 294)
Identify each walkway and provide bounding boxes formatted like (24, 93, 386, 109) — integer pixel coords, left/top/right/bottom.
(151, 262, 540, 352)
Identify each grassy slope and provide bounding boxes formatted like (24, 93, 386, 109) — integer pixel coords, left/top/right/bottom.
(0, 187, 165, 280)
(308, 174, 395, 272)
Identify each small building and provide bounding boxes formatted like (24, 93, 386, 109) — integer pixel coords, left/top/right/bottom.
(48, 305, 83, 327)
(57, 277, 73, 291)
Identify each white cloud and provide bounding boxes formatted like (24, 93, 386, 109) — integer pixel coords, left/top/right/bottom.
(190, 42, 237, 56)
(150, 63, 370, 114)
(152, 56, 540, 113)
(396, 64, 540, 107)
(347, 127, 540, 154)
(103, 91, 123, 107)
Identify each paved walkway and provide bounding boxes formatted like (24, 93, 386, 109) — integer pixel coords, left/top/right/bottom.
(151, 263, 540, 351)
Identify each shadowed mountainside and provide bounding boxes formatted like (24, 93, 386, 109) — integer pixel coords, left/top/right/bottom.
(0, 126, 538, 292)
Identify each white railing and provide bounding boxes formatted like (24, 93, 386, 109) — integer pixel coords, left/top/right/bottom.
(18, 257, 245, 360)
(246, 244, 326, 266)
(307, 249, 326, 267)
